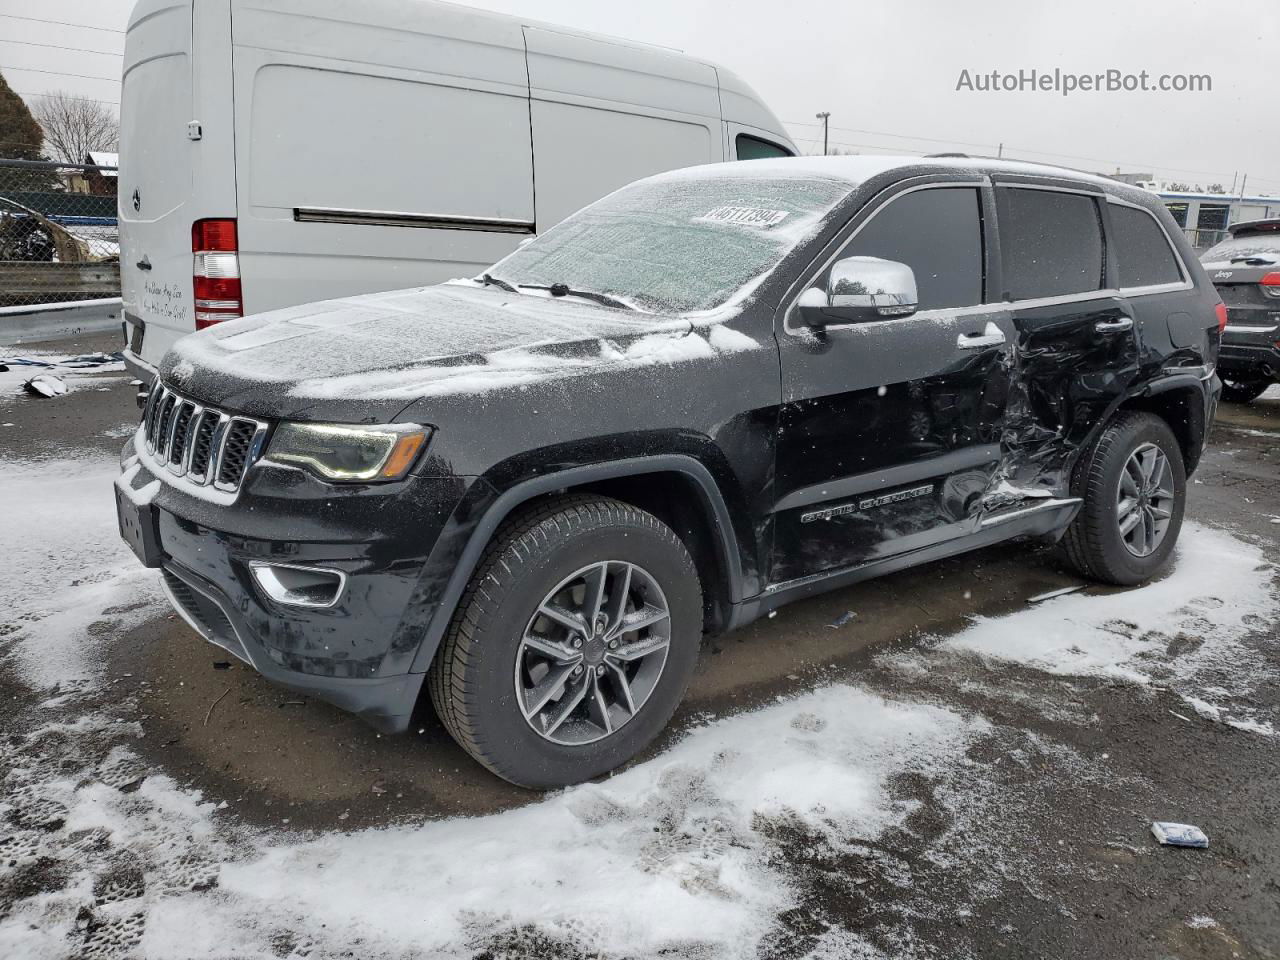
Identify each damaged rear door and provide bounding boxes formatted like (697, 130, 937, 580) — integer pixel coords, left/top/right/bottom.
(993, 180, 1143, 497)
(770, 179, 1016, 584)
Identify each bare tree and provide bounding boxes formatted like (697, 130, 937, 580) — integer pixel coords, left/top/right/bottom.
(31, 90, 119, 165)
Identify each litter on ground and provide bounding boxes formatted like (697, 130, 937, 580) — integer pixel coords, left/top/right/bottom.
(23, 374, 68, 398)
(1027, 585, 1085, 603)
(1151, 822, 1209, 848)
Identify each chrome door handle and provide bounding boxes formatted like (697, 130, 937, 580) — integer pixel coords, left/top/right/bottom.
(1095, 317, 1133, 333)
(956, 321, 1006, 350)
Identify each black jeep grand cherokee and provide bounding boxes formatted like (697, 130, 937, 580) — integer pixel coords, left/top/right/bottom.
(1199, 218, 1280, 403)
(116, 157, 1222, 787)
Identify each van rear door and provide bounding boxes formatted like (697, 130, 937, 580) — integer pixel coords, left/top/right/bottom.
(119, 0, 236, 371)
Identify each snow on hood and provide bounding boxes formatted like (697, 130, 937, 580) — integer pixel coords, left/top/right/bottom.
(163, 283, 761, 405)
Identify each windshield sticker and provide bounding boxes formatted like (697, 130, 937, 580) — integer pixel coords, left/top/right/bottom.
(696, 205, 790, 229)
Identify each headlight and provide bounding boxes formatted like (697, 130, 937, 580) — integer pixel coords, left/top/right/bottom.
(266, 422, 430, 482)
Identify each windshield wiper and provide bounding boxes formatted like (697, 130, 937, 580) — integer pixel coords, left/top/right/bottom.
(1229, 256, 1276, 266)
(480, 272, 517, 292)
(517, 282, 634, 311)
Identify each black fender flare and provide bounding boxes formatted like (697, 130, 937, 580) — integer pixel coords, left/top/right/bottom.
(1067, 369, 1213, 480)
(408, 454, 745, 673)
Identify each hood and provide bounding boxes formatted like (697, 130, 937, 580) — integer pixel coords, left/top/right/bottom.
(160, 283, 759, 422)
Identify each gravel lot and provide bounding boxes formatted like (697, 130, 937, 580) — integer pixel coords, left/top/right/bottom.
(1, 331, 1276, 959)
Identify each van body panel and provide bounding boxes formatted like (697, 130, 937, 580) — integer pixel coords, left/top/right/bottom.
(120, 0, 797, 374)
(119, 0, 195, 367)
(524, 27, 722, 230)
(230, 0, 534, 313)
(715, 65, 792, 146)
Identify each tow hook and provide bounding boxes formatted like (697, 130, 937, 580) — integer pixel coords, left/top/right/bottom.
(133, 380, 149, 410)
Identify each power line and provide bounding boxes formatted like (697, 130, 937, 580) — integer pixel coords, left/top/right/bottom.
(784, 118, 1280, 191)
(15, 91, 119, 108)
(786, 119, 993, 150)
(0, 38, 122, 57)
(0, 13, 124, 34)
(0, 65, 120, 83)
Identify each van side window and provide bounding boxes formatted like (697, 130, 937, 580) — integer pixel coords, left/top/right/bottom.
(834, 187, 983, 311)
(997, 188, 1104, 300)
(1110, 204, 1183, 288)
(736, 134, 792, 160)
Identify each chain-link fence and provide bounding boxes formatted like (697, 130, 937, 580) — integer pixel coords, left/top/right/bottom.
(0, 158, 121, 308)
(1182, 228, 1229, 252)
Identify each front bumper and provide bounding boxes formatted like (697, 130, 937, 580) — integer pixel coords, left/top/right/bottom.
(160, 561, 424, 732)
(117, 432, 473, 733)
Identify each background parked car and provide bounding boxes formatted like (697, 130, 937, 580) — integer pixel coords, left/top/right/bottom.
(1200, 218, 1280, 402)
(117, 0, 795, 383)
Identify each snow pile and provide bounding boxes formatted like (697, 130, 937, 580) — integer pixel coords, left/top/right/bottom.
(186, 686, 979, 958)
(0, 685, 985, 959)
(0, 458, 162, 690)
(936, 522, 1278, 731)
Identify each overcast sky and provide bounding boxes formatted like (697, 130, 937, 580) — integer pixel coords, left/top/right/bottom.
(2, 0, 1277, 193)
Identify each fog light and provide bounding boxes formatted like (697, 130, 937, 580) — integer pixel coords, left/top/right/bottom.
(250, 562, 346, 608)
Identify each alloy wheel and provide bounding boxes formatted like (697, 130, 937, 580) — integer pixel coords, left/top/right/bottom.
(1116, 442, 1175, 558)
(515, 561, 671, 746)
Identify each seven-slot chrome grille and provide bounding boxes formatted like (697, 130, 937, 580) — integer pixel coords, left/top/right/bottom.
(142, 383, 269, 493)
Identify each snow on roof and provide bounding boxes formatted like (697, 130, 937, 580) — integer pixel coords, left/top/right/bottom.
(85, 151, 118, 174)
(639, 154, 1124, 192)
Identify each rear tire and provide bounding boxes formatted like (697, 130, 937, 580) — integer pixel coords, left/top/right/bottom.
(1060, 412, 1186, 586)
(1220, 377, 1270, 404)
(428, 495, 702, 788)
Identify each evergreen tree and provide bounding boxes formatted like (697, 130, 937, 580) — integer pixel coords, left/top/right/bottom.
(0, 71, 59, 189)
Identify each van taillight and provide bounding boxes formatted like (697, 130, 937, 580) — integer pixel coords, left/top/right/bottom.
(1214, 302, 1228, 333)
(192, 218, 242, 329)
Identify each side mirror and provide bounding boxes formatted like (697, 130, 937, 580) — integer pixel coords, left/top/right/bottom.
(798, 256, 919, 329)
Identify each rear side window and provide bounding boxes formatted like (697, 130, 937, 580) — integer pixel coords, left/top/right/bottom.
(1109, 204, 1183, 288)
(736, 134, 792, 160)
(836, 187, 984, 311)
(997, 188, 1104, 300)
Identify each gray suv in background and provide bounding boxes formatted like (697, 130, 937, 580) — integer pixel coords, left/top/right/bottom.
(1200, 219, 1280, 403)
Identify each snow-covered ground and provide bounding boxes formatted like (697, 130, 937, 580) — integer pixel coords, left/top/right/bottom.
(0, 443, 1276, 959)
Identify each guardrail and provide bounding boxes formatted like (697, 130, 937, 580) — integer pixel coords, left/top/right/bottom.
(0, 157, 120, 308)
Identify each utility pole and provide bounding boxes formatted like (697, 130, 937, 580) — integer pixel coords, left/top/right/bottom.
(997, 142, 1003, 158)
(1239, 173, 1248, 199)
(815, 111, 830, 156)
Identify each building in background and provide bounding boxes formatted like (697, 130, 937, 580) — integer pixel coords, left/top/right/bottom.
(1106, 172, 1280, 250)
(1153, 188, 1280, 250)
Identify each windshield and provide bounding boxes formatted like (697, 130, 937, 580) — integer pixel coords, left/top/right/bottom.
(1201, 233, 1280, 264)
(489, 172, 851, 314)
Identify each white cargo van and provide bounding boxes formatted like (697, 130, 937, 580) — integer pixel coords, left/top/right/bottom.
(118, 0, 796, 379)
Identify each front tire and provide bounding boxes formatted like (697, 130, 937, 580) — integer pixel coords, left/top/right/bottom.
(1220, 377, 1270, 404)
(1061, 412, 1187, 586)
(428, 495, 702, 788)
